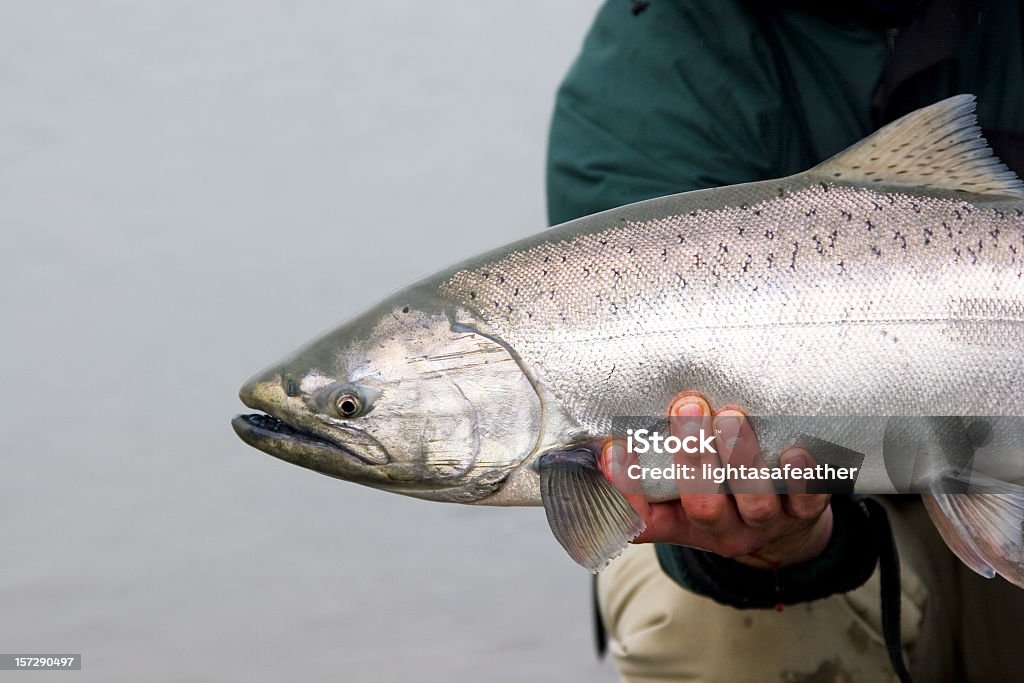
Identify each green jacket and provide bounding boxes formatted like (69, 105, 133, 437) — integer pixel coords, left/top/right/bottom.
(546, 0, 1024, 606)
(549, 0, 1023, 226)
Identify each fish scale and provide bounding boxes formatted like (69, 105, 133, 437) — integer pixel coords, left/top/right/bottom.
(442, 184, 1024, 431)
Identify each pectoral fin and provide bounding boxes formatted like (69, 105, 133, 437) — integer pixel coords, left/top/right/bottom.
(924, 470, 1024, 588)
(536, 449, 645, 572)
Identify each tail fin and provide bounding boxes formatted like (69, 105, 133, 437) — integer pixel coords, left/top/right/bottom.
(924, 471, 1024, 588)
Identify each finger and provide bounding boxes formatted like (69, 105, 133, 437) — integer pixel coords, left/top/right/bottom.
(713, 409, 774, 494)
(599, 437, 644, 494)
(668, 393, 720, 495)
(668, 395, 735, 532)
(780, 447, 831, 520)
(600, 439, 652, 520)
(630, 500, 689, 544)
(715, 409, 781, 528)
(630, 500, 734, 550)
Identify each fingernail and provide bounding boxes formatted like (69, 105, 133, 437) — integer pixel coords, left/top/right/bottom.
(606, 442, 626, 465)
(674, 401, 703, 417)
(673, 402, 704, 433)
(781, 449, 808, 469)
(714, 415, 741, 445)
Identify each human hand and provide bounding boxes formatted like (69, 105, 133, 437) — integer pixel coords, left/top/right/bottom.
(600, 392, 833, 569)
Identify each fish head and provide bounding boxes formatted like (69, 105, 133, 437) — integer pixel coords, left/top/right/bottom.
(232, 289, 543, 502)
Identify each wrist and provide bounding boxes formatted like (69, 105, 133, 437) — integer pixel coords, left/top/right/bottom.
(655, 495, 880, 609)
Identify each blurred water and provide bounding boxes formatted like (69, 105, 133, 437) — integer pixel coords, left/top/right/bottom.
(1, 2, 615, 681)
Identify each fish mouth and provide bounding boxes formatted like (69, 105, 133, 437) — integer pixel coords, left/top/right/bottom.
(231, 413, 383, 468)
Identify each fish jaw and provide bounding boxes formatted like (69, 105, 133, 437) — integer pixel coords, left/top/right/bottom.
(233, 373, 397, 485)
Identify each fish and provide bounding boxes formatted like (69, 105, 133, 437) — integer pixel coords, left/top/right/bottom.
(233, 95, 1024, 586)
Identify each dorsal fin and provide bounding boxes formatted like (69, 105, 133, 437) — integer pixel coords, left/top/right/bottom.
(811, 94, 1024, 198)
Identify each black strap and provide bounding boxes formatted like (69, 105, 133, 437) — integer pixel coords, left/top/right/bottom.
(859, 497, 913, 683)
(592, 573, 607, 657)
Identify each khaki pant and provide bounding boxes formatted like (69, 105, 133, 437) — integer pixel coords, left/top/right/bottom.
(597, 499, 1024, 682)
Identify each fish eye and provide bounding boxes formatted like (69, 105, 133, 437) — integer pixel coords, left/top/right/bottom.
(322, 384, 378, 419)
(334, 392, 362, 418)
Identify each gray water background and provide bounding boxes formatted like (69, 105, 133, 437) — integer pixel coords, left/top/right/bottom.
(2, 2, 618, 681)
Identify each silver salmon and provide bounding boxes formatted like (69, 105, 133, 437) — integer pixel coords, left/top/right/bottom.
(233, 96, 1024, 586)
